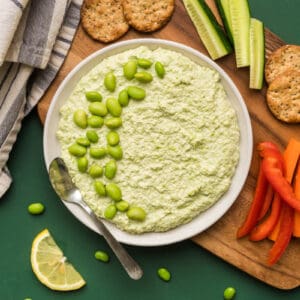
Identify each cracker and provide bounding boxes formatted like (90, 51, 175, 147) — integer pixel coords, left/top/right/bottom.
(265, 44, 300, 84)
(266, 69, 300, 123)
(81, 0, 129, 43)
(121, 0, 175, 32)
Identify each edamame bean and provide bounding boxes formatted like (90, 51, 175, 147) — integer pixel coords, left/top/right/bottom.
(223, 287, 236, 300)
(116, 200, 129, 212)
(134, 71, 153, 83)
(104, 204, 117, 219)
(106, 131, 120, 146)
(106, 97, 122, 117)
(76, 137, 90, 147)
(85, 91, 102, 102)
(94, 180, 106, 196)
(118, 89, 129, 107)
(77, 156, 88, 172)
(68, 143, 87, 157)
(106, 183, 122, 201)
(155, 61, 165, 78)
(157, 268, 171, 282)
(104, 159, 117, 179)
(89, 147, 107, 159)
(94, 250, 109, 262)
(107, 145, 123, 160)
(127, 206, 146, 221)
(86, 130, 99, 143)
(89, 164, 103, 178)
(28, 203, 45, 215)
(73, 109, 87, 129)
(104, 72, 116, 92)
(127, 86, 146, 100)
(137, 58, 152, 69)
(88, 102, 107, 117)
(123, 60, 137, 80)
(104, 117, 122, 129)
(87, 115, 104, 128)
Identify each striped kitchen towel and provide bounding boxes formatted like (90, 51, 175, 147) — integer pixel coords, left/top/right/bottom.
(0, 0, 83, 197)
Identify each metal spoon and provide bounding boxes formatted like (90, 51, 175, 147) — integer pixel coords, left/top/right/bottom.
(48, 157, 143, 280)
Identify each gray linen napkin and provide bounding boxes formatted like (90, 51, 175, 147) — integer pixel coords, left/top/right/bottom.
(0, 0, 83, 197)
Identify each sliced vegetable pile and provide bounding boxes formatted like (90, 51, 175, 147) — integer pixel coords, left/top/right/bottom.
(237, 138, 300, 265)
(183, 0, 265, 89)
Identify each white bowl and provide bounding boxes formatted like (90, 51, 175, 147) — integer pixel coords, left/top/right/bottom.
(44, 38, 253, 247)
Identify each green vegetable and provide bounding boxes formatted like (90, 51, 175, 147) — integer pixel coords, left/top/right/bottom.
(85, 91, 102, 102)
(104, 117, 122, 129)
(77, 156, 88, 172)
(157, 268, 171, 282)
(94, 180, 106, 196)
(137, 58, 152, 69)
(134, 71, 153, 83)
(68, 143, 87, 157)
(107, 145, 123, 160)
(127, 86, 146, 100)
(116, 200, 129, 212)
(118, 89, 129, 107)
(104, 160, 117, 180)
(106, 183, 122, 201)
(106, 97, 122, 117)
(86, 130, 99, 143)
(28, 203, 45, 215)
(104, 204, 117, 219)
(127, 206, 146, 221)
(76, 137, 90, 147)
(182, 0, 232, 60)
(89, 147, 107, 159)
(104, 72, 116, 92)
(94, 250, 110, 262)
(155, 62, 165, 78)
(223, 287, 236, 299)
(88, 101, 108, 117)
(89, 164, 103, 178)
(106, 131, 120, 146)
(73, 109, 87, 129)
(87, 115, 104, 128)
(123, 60, 137, 80)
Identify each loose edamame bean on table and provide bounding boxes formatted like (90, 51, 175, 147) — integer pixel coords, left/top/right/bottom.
(104, 160, 117, 179)
(223, 287, 236, 300)
(106, 131, 120, 146)
(28, 203, 45, 215)
(88, 101, 107, 117)
(104, 72, 116, 92)
(127, 206, 146, 221)
(123, 60, 137, 80)
(157, 268, 171, 282)
(73, 109, 87, 129)
(106, 183, 122, 201)
(104, 204, 117, 219)
(94, 250, 110, 262)
(106, 97, 122, 117)
(85, 91, 102, 102)
(105, 117, 122, 129)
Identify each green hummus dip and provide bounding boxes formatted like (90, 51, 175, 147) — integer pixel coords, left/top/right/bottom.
(57, 46, 240, 234)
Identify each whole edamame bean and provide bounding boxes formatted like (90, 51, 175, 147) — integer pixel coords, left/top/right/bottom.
(77, 156, 88, 172)
(127, 86, 146, 100)
(155, 61, 165, 78)
(104, 117, 122, 129)
(127, 206, 146, 221)
(137, 58, 152, 69)
(107, 145, 123, 160)
(123, 60, 137, 80)
(104, 204, 117, 219)
(88, 102, 107, 117)
(68, 143, 87, 157)
(157, 268, 171, 282)
(28, 203, 45, 215)
(134, 71, 153, 83)
(106, 131, 120, 146)
(106, 97, 122, 117)
(73, 109, 87, 129)
(106, 183, 122, 201)
(87, 115, 104, 128)
(94, 250, 110, 262)
(94, 180, 106, 196)
(116, 200, 129, 212)
(118, 89, 129, 107)
(104, 72, 116, 92)
(76, 137, 90, 147)
(89, 164, 103, 178)
(86, 130, 99, 143)
(104, 159, 117, 179)
(85, 91, 102, 102)
(89, 147, 107, 159)
(223, 287, 236, 300)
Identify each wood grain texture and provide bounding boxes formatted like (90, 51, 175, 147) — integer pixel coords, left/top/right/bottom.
(37, 0, 300, 290)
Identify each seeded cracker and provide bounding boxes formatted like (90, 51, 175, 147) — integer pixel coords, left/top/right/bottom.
(121, 0, 175, 32)
(81, 0, 129, 43)
(265, 44, 300, 84)
(266, 69, 300, 123)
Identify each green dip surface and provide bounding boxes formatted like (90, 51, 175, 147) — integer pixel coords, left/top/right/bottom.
(57, 46, 240, 234)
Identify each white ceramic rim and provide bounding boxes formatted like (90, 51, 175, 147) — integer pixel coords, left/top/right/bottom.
(43, 38, 253, 247)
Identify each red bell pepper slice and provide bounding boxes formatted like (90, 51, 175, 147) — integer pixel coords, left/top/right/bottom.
(258, 184, 274, 221)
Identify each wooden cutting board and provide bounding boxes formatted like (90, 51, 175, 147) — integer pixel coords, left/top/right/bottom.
(37, 0, 300, 290)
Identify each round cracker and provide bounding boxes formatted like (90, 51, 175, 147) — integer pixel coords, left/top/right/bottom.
(266, 69, 300, 123)
(81, 0, 129, 43)
(265, 44, 300, 84)
(122, 0, 175, 32)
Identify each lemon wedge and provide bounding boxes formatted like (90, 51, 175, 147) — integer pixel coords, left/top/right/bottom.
(30, 229, 86, 291)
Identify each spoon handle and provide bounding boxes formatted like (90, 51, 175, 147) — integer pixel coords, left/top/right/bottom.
(79, 200, 143, 280)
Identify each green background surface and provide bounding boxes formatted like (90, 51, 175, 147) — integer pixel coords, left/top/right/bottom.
(1, 1, 300, 299)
